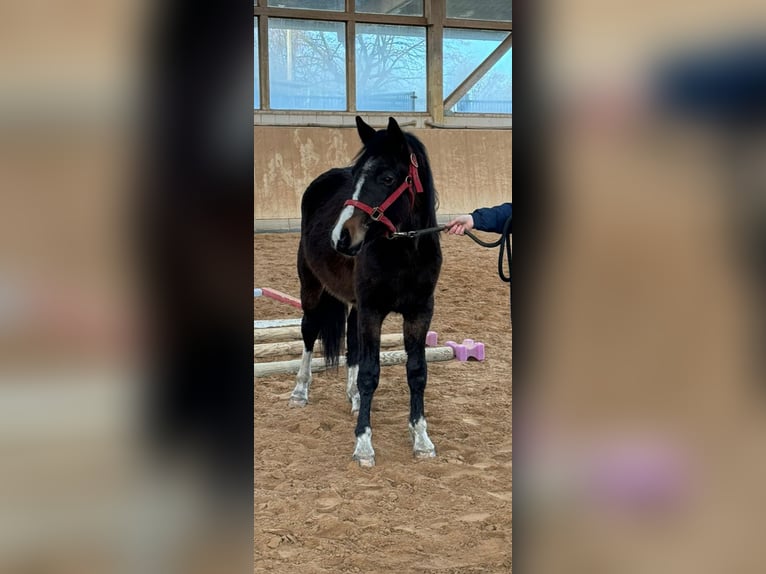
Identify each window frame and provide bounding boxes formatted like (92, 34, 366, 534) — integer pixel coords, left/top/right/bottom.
(254, 0, 512, 126)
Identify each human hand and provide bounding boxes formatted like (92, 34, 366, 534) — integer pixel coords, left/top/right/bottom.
(446, 214, 474, 235)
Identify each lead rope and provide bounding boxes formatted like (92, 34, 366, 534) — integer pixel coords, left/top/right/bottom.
(465, 216, 512, 284)
(389, 216, 512, 284)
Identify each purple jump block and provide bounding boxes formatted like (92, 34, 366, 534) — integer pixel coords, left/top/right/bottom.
(445, 338, 486, 362)
(426, 331, 438, 347)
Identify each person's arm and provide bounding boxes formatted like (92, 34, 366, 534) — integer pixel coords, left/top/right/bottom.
(446, 203, 512, 235)
(653, 41, 766, 125)
(468, 203, 512, 234)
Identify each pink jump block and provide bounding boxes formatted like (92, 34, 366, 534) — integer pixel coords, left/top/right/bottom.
(426, 331, 438, 347)
(445, 338, 485, 362)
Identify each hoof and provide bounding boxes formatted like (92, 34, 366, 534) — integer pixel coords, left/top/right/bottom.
(354, 456, 375, 467)
(414, 449, 436, 460)
(288, 396, 307, 407)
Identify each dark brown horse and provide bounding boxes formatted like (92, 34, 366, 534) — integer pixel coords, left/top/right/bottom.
(289, 116, 442, 467)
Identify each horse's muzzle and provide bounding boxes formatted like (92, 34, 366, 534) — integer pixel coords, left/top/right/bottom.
(336, 227, 361, 256)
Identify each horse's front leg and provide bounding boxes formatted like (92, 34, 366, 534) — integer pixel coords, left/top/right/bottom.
(352, 309, 383, 467)
(404, 306, 436, 459)
(345, 306, 361, 414)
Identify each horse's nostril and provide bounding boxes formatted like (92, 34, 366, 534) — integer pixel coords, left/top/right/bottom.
(338, 228, 351, 250)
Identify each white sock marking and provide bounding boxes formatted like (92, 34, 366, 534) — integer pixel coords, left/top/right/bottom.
(409, 416, 435, 455)
(346, 365, 360, 413)
(289, 349, 313, 403)
(353, 426, 375, 463)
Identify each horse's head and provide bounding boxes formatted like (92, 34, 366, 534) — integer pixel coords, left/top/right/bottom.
(332, 116, 427, 256)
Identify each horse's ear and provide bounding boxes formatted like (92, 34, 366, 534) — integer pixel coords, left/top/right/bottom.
(355, 116, 376, 145)
(386, 117, 405, 147)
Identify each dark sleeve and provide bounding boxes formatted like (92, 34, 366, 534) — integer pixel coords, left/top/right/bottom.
(471, 203, 512, 234)
(653, 40, 766, 125)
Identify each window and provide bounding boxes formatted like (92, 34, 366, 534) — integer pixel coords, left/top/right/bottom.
(267, 0, 344, 11)
(443, 29, 512, 114)
(268, 18, 347, 110)
(254, 18, 260, 109)
(446, 0, 512, 22)
(355, 0, 423, 16)
(254, 2, 512, 117)
(356, 24, 426, 112)
(443, 29, 508, 96)
(454, 47, 512, 113)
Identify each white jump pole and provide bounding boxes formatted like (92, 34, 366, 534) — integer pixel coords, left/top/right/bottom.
(253, 333, 404, 359)
(254, 346, 455, 378)
(254, 318, 303, 329)
(253, 326, 303, 343)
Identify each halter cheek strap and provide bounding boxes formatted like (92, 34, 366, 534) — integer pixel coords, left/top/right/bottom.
(344, 152, 424, 235)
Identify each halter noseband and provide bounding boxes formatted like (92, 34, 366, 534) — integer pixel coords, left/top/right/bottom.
(344, 151, 424, 235)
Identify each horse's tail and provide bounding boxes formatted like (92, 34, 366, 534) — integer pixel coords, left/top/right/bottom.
(316, 290, 346, 368)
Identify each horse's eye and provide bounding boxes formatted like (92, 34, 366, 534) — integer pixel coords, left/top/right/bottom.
(382, 175, 395, 186)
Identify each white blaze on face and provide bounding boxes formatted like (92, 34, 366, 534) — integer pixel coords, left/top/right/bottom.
(331, 160, 372, 248)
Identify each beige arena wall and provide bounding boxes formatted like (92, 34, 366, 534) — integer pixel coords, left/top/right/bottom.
(254, 126, 511, 231)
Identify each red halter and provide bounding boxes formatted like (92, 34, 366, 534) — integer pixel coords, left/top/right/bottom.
(344, 152, 424, 235)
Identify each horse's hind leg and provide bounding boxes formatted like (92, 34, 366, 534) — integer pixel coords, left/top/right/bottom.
(346, 306, 361, 414)
(403, 306, 436, 459)
(289, 248, 322, 407)
(288, 311, 321, 407)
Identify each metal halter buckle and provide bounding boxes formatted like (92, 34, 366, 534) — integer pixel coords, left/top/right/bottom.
(410, 153, 419, 168)
(370, 207, 383, 221)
